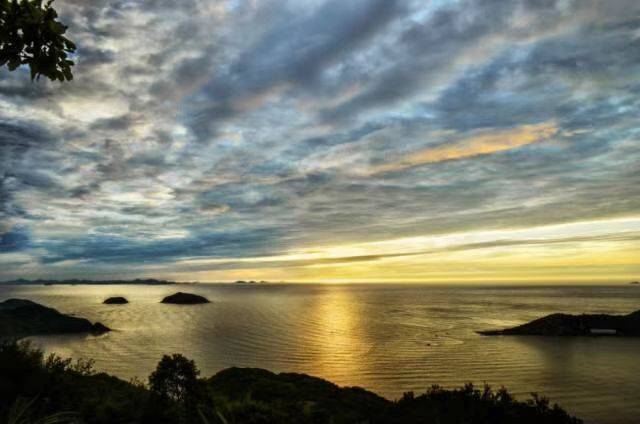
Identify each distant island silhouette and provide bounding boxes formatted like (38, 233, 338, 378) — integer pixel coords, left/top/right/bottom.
(479, 309, 640, 336)
(103, 297, 129, 304)
(1, 278, 178, 286)
(161, 292, 210, 304)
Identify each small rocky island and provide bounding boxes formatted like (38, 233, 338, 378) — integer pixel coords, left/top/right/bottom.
(0, 299, 110, 339)
(103, 297, 128, 304)
(160, 292, 210, 304)
(479, 309, 640, 336)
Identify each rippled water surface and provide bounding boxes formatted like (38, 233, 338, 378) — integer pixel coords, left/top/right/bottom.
(2, 284, 639, 423)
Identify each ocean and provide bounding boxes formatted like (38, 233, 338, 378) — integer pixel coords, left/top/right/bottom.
(1, 283, 639, 423)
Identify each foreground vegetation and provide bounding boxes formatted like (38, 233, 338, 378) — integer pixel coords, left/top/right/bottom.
(0, 341, 582, 424)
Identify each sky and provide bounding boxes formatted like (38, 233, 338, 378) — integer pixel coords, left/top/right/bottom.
(1, 0, 639, 283)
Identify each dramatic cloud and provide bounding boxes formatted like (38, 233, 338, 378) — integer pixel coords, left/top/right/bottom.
(0, 0, 639, 282)
(0, 224, 30, 253)
(372, 122, 558, 174)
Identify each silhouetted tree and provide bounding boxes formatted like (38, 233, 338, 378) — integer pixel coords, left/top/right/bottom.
(149, 354, 200, 404)
(148, 353, 207, 423)
(0, 0, 75, 81)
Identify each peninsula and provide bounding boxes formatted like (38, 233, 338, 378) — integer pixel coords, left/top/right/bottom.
(0, 299, 110, 339)
(479, 309, 640, 336)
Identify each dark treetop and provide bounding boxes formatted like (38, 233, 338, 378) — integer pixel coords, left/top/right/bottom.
(0, 0, 75, 81)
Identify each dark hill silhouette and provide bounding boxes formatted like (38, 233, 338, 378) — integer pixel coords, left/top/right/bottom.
(0, 299, 110, 338)
(0, 341, 582, 424)
(478, 309, 640, 336)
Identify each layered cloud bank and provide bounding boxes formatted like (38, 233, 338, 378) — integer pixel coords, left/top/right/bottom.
(1, 0, 639, 282)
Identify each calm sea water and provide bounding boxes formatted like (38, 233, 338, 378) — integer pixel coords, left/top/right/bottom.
(1, 284, 639, 423)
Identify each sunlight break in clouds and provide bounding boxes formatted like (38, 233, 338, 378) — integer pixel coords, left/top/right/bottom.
(161, 216, 640, 283)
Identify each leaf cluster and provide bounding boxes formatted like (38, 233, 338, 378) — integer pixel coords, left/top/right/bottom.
(0, 0, 75, 81)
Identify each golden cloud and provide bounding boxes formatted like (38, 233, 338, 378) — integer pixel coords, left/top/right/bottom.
(373, 121, 558, 174)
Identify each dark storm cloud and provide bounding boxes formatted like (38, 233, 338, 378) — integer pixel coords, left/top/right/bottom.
(184, 0, 404, 138)
(89, 115, 135, 131)
(39, 227, 285, 264)
(0, 120, 62, 220)
(322, 1, 640, 125)
(76, 46, 116, 67)
(0, 225, 30, 252)
(0, 74, 52, 99)
(433, 18, 640, 131)
(0, 120, 57, 156)
(299, 121, 388, 149)
(319, 0, 554, 123)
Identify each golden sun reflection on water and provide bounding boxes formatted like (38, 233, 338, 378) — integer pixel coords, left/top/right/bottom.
(311, 287, 371, 380)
